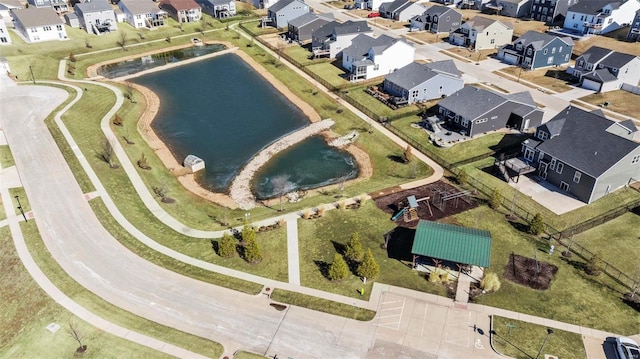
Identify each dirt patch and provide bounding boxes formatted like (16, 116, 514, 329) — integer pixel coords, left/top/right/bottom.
(374, 181, 478, 228)
(503, 253, 558, 290)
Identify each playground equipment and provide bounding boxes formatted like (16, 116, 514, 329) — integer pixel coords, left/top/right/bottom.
(431, 187, 473, 212)
(392, 195, 432, 222)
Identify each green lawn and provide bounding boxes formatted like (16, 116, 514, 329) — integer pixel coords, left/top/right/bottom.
(0, 145, 14, 169)
(305, 61, 352, 88)
(572, 212, 640, 275)
(270, 289, 376, 321)
(343, 85, 422, 121)
(296, 201, 449, 299)
(492, 316, 586, 359)
(234, 351, 268, 359)
(456, 206, 640, 334)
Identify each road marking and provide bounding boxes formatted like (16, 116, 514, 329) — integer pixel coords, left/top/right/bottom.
(475, 339, 485, 350)
(420, 303, 428, 337)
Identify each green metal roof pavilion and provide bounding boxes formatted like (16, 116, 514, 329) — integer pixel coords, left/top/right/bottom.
(411, 220, 492, 268)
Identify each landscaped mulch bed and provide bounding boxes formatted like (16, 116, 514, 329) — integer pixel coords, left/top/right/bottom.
(503, 253, 558, 290)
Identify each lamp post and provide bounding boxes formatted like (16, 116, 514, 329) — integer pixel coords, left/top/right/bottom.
(535, 328, 553, 359)
(15, 195, 27, 222)
(29, 65, 35, 84)
(244, 212, 250, 224)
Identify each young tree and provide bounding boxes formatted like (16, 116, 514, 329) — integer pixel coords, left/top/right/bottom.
(242, 225, 262, 263)
(403, 145, 413, 163)
(529, 213, 545, 235)
(344, 232, 364, 262)
(480, 272, 501, 292)
(357, 248, 380, 280)
(138, 153, 151, 170)
(100, 138, 116, 168)
(218, 233, 236, 258)
(67, 322, 87, 353)
(586, 251, 604, 276)
(489, 188, 502, 209)
(327, 253, 349, 281)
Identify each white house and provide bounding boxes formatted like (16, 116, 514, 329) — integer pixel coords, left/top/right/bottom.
(342, 34, 415, 81)
(75, 0, 118, 34)
(0, 16, 10, 44)
(563, 0, 640, 35)
(379, 0, 425, 21)
(11, 8, 67, 42)
(0, 0, 23, 22)
(355, 0, 384, 11)
(119, 0, 167, 29)
(311, 20, 372, 59)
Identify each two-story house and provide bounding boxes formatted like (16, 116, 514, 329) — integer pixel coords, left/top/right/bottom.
(75, 0, 117, 34)
(483, 0, 532, 18)
(627, 9, 640, 40)
(497, 31, 573, 69)
(119, 0, 167, 29)
(529, 0, 579, 24)
(379, 0, 425, 21)
(355, 0, 384, 11)
(11, 7, 67, 42)
(521, 106, 640, 203)
(383, 60, 464, 104)
(267, 0, 309, 29)
(0, 17, 11, 44)
(449, 16, 513, 50)
(437, 86, 543, 137)
(27, 0, 69, 14)
(569, 46, 640, 92)
(161, 0, 202, 23)
(410, 5, 462, 33)
(311, 20, 372, 59)
(0, 0, 24, 21)
(195, 0, 235, 18)
(342, 34, 414, 81)
(563, 0, 640, 35)
(287, 12, 333, 43)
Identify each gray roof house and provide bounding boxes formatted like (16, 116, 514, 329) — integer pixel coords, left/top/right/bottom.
(627, 9, 640, 41)
(196, 0, 235, 18)
(410, 5, 462, 33)
(529, 0, 578, 24)
(287, 12, 333, 43)
(11, 7, 68, 42)
(341, 34, 415, 81)
(383, 60, 464, 104)
(0, 0, 23, 20)
(75, 0, 117, 34)
(497, 31, 574, 70)
(26, 0, 69, 14)
(449, 16, 513, 50)
(521, 106, 640, 203)
(118, 0, 167, 29)
(379, 0, 425, 21)
(483, 0, 531, 18)
(569, 46, 640, 93)
(562, 0, 640, 35)
(311, 20, 372, 58)
(437, 86, 543, 136)
(267, 0, 309, 29)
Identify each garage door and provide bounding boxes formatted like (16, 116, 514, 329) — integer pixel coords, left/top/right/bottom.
(503, 53, 519, 65)
(582, 78, 602, 92)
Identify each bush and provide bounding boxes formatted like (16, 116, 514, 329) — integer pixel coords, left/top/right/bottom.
(529, 213, 545, 235)
(137, 153, 151, 170)
(480, 272, 501, 292)
(344, 232, 364, 262)
(218, 233, 236, 258)
(112, 114, 122, 126)
(327, 254, 349, 281)
(457, 168, 469, 185)
(242, 225, 262, 263)
(357, 249, 380, 280)
(586, 251, 604, 276)
(489, 188, 502, 209)
(403, 145, 412, 163)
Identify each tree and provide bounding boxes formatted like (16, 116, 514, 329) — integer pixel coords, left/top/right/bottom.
(480, 272, 501, 292)
(489, 188, 502, 209)
(100, 138, 117, 168)
(117, 31, 127, 50)
(457, 168, 469, 185)
(327, 253, 349, 281)
(357, 248, 380, 280)
(242, 225, 262, 263)
(218, 233, 236, 258)
(403, 145, 412, 163)
(138, 153, 151, 170)
(585, 251, 604, 276)
(67, 322, 87, 353)
(529, 213, 545, 235)
(344, 232, 364, 262)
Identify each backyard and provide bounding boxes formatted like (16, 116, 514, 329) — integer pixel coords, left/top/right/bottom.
(497, 65, 575, 93)
(577, 90, 640, 120)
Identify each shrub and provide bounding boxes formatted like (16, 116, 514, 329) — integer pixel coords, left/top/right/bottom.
(480, 272, 501, 292)
(301, 208, 312, 219)
(489, 188, 502, 209)
(586, 251, 604, 276)
(112, 114, 122, 126)
(69, 52, 76, 62)
(457, 168, 469, 185)
(403, 145, 412, 163)
(316, 206, 325, 217)
(242, 226, 262, 263)
(529, 213, 545, 235)
(138, 153, 151, 170)
(344, 232, 364, 262)
(358, 194, 368, 204)
(357, 249, 380, 280)
(218, 233, 236, 258)
(327, 254, 349, 281)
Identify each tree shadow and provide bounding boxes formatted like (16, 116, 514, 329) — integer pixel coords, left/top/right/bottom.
(331, 240, 346, 255)
(559, 256, 587, 271)
(507, 220, 530, 233)
(210, 240, 219, 255)
(385, 227, 416, 262)
(387, 154, 405, 163)
(314, 260, 330, 279)
(488, 132, 530, 153)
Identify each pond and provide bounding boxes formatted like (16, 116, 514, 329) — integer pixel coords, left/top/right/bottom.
(130, 53, 358, 198)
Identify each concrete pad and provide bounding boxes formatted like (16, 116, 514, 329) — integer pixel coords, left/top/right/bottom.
(509, 175, 585, 214)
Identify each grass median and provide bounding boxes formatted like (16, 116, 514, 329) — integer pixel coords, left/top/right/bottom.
(270, 289, 376, 321)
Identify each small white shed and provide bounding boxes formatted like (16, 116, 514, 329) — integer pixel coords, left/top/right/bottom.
(183, 155, 205, 173)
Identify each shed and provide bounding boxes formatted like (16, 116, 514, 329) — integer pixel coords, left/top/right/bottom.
(183, 154, 205, 172)
(65, 13, 80, 28)
(411, 220, 491, 268)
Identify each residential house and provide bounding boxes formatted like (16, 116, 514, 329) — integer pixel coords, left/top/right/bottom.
(382, 60, 464, 103)
(355, 0, 384, 11)
(379, 0, 425, 21)
(569, 46, 640, 92)
(247, 0, 278, 9)
(627, 9, 640, 41)
(529, 0, 579, 24)
(267, 0, 308, 28)
(27, 0, 69, 14)
(119, 0, 167, 29)
(0, 0, 23, 21)
(0, 17, 11, 44)
(75, 0, 117, 34)
(497, 31, 574, 69)
(449, 16, 513, 50)
(521, 106, 640, 203)
(483, 0, 532, 18)
(11, 7, 68, 42)
(409, 5, 462, 33)
(341, 34, 414, 81)
(287, 12, 333, 43)
(563, 0, 640, 35)
(311, 20, 372, 58)
(196, 0, 235, 18)
(437, 86, 543, 136)
(161, 0, 202, 23)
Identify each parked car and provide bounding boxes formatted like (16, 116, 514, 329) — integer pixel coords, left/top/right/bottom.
(616, 337, 640, 359)
(367, 12, 380, 18)
(344, 4, 355, 9)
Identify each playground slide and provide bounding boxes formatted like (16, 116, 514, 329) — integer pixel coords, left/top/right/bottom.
(391, 208, 405, 221)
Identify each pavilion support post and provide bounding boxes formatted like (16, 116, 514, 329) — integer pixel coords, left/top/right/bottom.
(412, 255, 419, 269)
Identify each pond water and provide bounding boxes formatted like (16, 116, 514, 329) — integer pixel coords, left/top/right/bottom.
(98, 43, 227, 78)
(130, 53, 357, 197)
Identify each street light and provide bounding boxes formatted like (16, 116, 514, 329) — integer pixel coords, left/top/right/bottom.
(15, 195, 27, 222)
(244, 212, 250, 223)
(535, 328, 553, 359)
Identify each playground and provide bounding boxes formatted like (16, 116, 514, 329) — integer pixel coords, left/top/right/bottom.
(374, 181, 478, 228)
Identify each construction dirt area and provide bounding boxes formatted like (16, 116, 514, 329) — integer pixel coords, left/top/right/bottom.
(374, 181, 479, 228)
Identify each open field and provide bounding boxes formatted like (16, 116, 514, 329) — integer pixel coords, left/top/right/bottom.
(497, 65, 575, 92)
(404, 31, 450, 44)
(492, 316, 586, 359)
(577, 90, 640, 120)
(457, 9, 547, 37)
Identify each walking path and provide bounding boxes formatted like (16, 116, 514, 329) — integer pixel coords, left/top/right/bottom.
(286, 218, 300, 286)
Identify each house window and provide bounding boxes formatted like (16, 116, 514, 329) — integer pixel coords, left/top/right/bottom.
(559, 46, 563, 52)
(543, 49, 548, 55)
(560, 181, 570, 191)
(632, 154, 640, 164)
(30, 28, 38, 33)
(547, 56, 554, 64)
(439, 86, 443, 93)
(57, 25, 62, 30)
(411, 89, 419, 97)
(550, 158, 556, 170)
(374, 64, 379, 71)
(573, 23, 578, 29)
(552, 47, 556, 54)
(573, 171, 581, 183)
(536, 130, 548, 140)
(527, 48, 532, 55)
(490, 38, 495, 44)
(556, 162, 563, 174)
